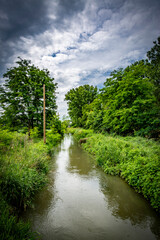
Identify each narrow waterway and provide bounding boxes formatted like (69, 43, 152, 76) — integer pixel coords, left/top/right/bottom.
(22, 135, 160, 240)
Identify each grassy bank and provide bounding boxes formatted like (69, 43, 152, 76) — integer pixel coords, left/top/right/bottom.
(0, 129, 61, 239)
(68, 128, 160, 213)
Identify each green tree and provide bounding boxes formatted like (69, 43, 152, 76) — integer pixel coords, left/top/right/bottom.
(101, 61, 159, 137)
(65, 85, 98, 127)
(147, 36, 160, 105)
(0, 58, 57, 134)
(82, 97, 103, 131)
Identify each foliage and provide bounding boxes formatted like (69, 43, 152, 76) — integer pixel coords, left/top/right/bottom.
(82, 97, 104, 130)
(0, 129, 16, 151)
(101, 61, 159, 137)
(30, 127, 39, 139)
(0, 58, 57, 134)
(65, 37, 160, 139)
(67, 128, 93, 140)
(0, 193, 38, 240)
(62, 115, 71, 129)
(71, 128, 160, 212)
(147, 36, 160, 105)
(0, 131, 50, 209)
(0, 128, 62, 239)
(49, 115, 65, 136)
(65, 85, 98, 127)
(46, 131, 62, 148)
(45, 115, 65, 150)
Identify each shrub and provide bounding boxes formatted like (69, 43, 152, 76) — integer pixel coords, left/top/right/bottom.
(30, 127, 39, 139)
(0, 129, 15, 151)
(46, 130, 62, 147)
(68, 128, 93, 141)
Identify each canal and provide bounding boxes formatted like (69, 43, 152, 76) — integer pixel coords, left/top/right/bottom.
(22, 135, 160, 240)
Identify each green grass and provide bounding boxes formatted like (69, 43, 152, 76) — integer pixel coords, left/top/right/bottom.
(0, 133, 50, 209)
(69, 128, 160, 213)
(0, 128, 62, 239)
(0, 192, 38, 240)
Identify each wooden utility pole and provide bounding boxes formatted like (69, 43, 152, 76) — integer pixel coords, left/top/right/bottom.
(43, 84, 46, 144)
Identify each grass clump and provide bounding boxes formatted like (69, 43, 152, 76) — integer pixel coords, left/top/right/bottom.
(70, 128, 160, 213)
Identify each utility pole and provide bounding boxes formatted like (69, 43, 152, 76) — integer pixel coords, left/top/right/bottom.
(43, 84, 46, 144)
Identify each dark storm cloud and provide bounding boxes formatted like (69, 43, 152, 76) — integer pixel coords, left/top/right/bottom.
(0, 0, 86, 76)
(56, 0, 85, 19)
(0, 0, 49, 41)
(47, 0, 86, 30)
(0, 0, 51, 76)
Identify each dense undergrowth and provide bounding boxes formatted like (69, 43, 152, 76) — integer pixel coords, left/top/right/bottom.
(0, 192, 37, 240)
(0, 128, 62, 240)
(68, 128, 160, 213)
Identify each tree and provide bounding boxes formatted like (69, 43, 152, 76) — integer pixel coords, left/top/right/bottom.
(82, 97, 103, 131)
(65, 85, 98, 127)
(0, 58, 57, 134)
(101, 61, 159, 137)
(147, 36, 160, 105)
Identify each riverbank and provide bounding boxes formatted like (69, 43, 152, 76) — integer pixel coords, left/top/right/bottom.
(0, 129, 62, 240)
(68, 128, 160, 213)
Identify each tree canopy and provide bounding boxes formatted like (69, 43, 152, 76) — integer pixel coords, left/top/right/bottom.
(0, 58, 57, 134)
(147, 36, 160, 105)
(65, 85, 98, 127)
(101, 61, 159, 136)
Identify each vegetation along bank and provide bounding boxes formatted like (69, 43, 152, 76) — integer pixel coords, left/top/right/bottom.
(0, 126, 65, 240)
(68, 128, 160, 213)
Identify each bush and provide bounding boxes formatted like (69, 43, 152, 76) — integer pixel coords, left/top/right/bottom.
(46, 130, 62, 148)
(30, 127, 39, 139)
(67, 128, 93, 141)
(0, 129, 16, 151)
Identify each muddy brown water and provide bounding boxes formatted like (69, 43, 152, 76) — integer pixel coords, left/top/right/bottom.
(22, 135, 160, 240)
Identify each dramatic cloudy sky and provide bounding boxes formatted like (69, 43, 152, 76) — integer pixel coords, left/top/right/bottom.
(0, 0, 160, 117)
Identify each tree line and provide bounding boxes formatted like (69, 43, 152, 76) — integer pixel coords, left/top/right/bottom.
(0, 37, 159, 138)
(65, 37, 160, 138)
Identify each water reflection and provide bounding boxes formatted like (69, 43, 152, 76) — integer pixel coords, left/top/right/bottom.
(67, 140, 95, 176)
(22, 135, 160, 240)
(99, 173, 160, 238)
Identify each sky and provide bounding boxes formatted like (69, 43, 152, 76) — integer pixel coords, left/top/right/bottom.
(0, 0, 160, 118)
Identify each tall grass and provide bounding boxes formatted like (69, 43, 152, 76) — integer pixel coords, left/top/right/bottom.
(0, 128, 61, 239)
(0, 192, 38, 240)
(0, 131, 50, 209)
(69, 128, 160, 213)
